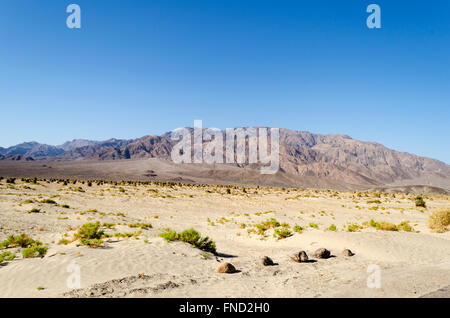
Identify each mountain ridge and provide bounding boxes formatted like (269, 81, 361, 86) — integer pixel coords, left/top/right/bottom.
(1, 128, 449, 190)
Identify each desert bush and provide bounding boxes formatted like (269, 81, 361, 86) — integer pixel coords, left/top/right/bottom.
(397, 221, 414, 232)
(274, 227, 292, 239)
(160, 228, 217, 254)
(369, 219, 397, 231)
(76, 222, 104, 239)
(128, 223, 152, 230)
(0, 251, 16, 264)
(293, 224, 304, 233)
(328, 224, 337, 232)
(159, 228, 179, 242)
(415, 196, 426, 208)
(22, 245, 48, 258)
(428, 210, 450, 233)
(179, 228, 202, 244)
(79, 238, 103, 248)
(1, 233, 40, 249)
(346, 223, 363, 232)
(6, 177, 15, 184)
(309, 222, 319, 229)
(58, 238, 71, 245)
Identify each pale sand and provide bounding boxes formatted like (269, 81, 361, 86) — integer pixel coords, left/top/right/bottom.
(0, 179, 449, 297)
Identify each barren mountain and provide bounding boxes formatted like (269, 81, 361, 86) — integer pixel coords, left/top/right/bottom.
(0, 142, 64, 158)
(58, 139, 99, 151)
(1, 128, 449, 190)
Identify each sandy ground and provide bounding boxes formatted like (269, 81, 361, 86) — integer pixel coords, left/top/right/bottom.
(0, 179, 449, 298)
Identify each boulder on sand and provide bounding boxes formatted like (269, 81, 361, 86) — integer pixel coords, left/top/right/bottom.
(342, 249, 354, 257)
(216, 262, 236, 273)
(261, 256, 274, 266)
(314, 248, 331, 259)
(290, 251, 309, 263)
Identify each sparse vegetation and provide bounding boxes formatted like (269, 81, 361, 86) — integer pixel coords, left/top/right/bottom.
(22, 245, 48, 258)
(415, 196, 426, 208)
(293, 224, 304, 233)
(159, 228, 216, 254)
(369, 219, 397, 231)
(274, 227, 292, 239)
(428, 210, 450, 233)
(75, 222, 105, 248)
(0, 251, 16, 264)
(128, 223, 153, 230)
(1, 233, 41, 249)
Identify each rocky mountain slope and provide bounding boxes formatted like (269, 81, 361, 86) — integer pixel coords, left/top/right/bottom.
(1, 129, 449, 189)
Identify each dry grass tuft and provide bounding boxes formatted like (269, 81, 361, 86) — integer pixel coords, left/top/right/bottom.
(428, 210, 450, 233)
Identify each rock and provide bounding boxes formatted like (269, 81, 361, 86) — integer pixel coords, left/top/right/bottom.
(342, 249, 354, 257)
(314, 248, 331, 259)
(290, 251, 309, 263)
(216, 262, 236, 273)
(261, 256, 274, 266)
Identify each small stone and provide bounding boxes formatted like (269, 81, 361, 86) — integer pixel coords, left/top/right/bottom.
(216, 262, 236, 273)
(261, 256, 274, 266)
(342, 249, 354, 257)
(290, 251, 309, 263)
(314, 248, 331, 259)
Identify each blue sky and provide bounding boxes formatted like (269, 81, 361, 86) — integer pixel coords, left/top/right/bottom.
(0, 0, 449, 163)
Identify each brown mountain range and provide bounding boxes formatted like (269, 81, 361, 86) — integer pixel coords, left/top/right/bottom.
(1, 128, 449, 191)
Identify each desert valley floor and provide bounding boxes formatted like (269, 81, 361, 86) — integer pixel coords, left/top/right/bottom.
(0, 178, 449, 297)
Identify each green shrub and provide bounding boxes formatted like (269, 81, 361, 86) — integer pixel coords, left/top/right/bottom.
(160, 228, 217, 254)
(58, 238, 71, 245)
(293, 224, 303, 233)
(1, 233, 40, 249)
(369, 219, 397, 231)
(6, 177, 15, 184)
(128, 223, 153, 230)
(397, 221, 414, 232)
(309, 223, 319, 229)
(415, 196, 426, 208)
(0, 251, 16, 263)
(22, 245, 48, 258)
(159, 228, 179, 242)
(328, 224, 337, 231)
(192, 236, 216, 254)
(274, 227, 292, 239)
(179, 228, 201, 244)
(80, 238, 103, 248)
(76, 222, 104, 240)
(346, 223, 363, 232)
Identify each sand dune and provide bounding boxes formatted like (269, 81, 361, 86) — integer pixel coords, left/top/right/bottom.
(0, 178, 449, 297)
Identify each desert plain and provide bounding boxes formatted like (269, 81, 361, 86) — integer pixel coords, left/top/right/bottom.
(0, 176, 449, 298)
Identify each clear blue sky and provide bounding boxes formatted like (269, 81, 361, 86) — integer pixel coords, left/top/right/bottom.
(0, 0, 449, 163)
